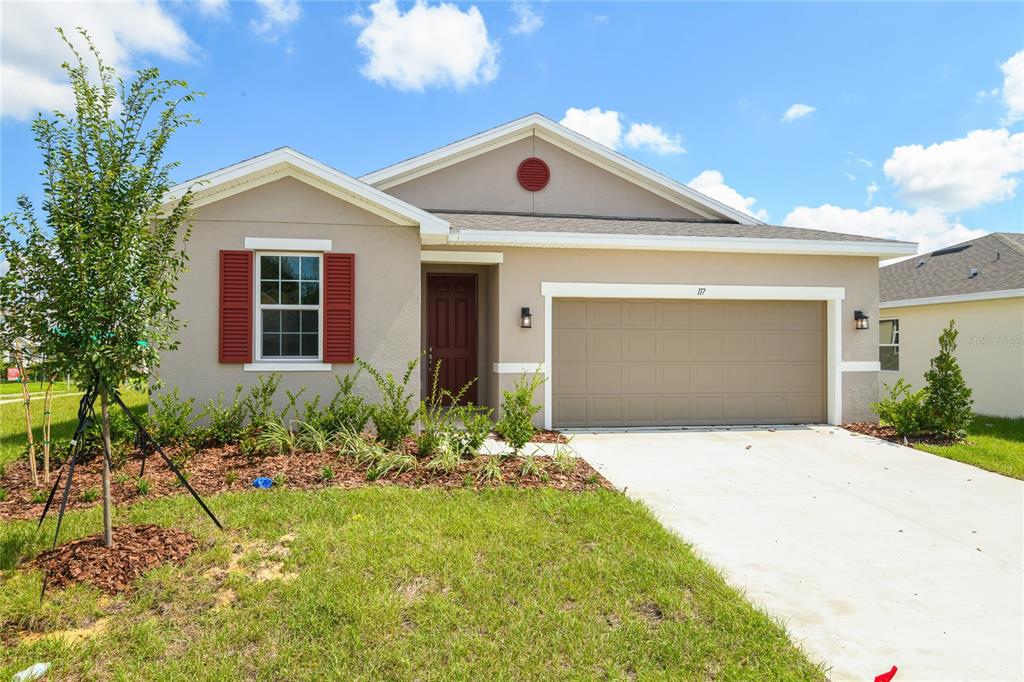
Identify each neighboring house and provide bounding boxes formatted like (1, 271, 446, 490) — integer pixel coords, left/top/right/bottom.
(159, 114, 916, 428)
(879, 233, 1024, 418)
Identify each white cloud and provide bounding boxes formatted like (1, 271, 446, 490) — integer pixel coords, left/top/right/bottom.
(855, 157, 873, 169)
(350, 0, 499, 91)
(845, 172, 858, 182)
(510, 0, 543, 35)
(624, 122, 684, 155)
(196, 0, 230, 19)
(865, 181, 879, 206)
(1, 2, 193, 120)
(689, 170, 768, 221)
(0, 257, 9, 278)
(883, 128, 1024, 211)
(559, 107, 685, 155)
(1001, 50, 1024, 124)
(251, 0, 301, 40)
(783, 204, 986, 256)
(782, 103, 816, 122)
(559, 107, 623, 148)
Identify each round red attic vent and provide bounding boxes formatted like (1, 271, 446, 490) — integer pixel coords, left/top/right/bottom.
(517, 157, 550, 191)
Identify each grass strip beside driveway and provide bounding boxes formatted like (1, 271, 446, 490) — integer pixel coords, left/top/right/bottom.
(1, 487, 824, 680)
(916, 415, 1024, 480)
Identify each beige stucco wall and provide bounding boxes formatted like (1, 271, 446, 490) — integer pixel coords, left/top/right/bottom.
(386, 136, 705, 220)
(879, 298, 1024, 418)
(425, 246, 883, 424)
(160, 176, 422, 412)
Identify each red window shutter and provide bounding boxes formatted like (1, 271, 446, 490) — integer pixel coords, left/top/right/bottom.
(323, 252, 355, 363)
(219, 250, 253, 363)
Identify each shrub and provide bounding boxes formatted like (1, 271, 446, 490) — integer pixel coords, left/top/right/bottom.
(322, 373, 373, 435)
(108, 408, 139, 445)
(200, 384, 247, 446)
(296, 420, 330, 454)
(873, 378, 928, 437)
(923, 320, 974, 440)
(476, 457, 503, 485)
(417, 360, 475, 457)
(319, 466, 334, 482)
(336, 428, 388, 467)
(255, 420, 298, 456)
(519, 453, 545, 478)
(358, 356, 419, 449)
(136, 478, 150, 496)
(31, 490, 49, 504)
(495, 372, 545, 453)
(425, 434, 461, 474)
(552, 442, 577, 474)
(244, 373, 282, 431)
(147, 387, 198, 446)
(80, 488, 99, 503)
(453, 404, 493, 458)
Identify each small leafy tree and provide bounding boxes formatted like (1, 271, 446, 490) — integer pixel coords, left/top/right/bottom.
(0, 30, 201, 547)
(495, 371, 545, 453)
(923, 320, 974, 440)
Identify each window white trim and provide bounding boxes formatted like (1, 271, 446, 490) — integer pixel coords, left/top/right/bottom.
(421, 250, 504, 264)
(254, 252, 323, 364)
(540, 281, 847, 428)
(244, 362, 333, 372)
(245, 237, 332, 251)
(493, 362, 545, 374)
(880, 288, 1024, 308)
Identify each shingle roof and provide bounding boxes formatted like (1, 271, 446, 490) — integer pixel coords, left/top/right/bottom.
(431, 210, 907, 244)
(880, 232, 1024, 302)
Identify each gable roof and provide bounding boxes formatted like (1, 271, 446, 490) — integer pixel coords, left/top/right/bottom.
(880, 232, 1024, 305)
(165, 147, 450, 244)
(359, 113, 763, 225)
(436, 211, 917, 258)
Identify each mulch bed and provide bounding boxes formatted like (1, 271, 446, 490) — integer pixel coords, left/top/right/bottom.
(0, 443, 611, 521)
(27, 524, 197, 594)
(492, 429, 569, 444)
(842, 422, 961, 447)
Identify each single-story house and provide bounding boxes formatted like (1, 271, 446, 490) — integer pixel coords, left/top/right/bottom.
(879, 233, 1024, 418)
(159, 114, 916, 429)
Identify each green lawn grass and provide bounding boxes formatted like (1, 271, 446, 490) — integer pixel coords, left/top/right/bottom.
(916, 415, 1024, 480)
(0, 381, 78, 396)
(1, 487, 823, 680)
(0, 388, 147, 473)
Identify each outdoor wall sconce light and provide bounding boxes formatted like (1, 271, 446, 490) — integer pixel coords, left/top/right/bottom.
(520, 307, 533, 328)
(854, 310, 870, 330)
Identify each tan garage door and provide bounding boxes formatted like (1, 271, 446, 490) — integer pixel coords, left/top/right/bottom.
(552, 299, 826, 427)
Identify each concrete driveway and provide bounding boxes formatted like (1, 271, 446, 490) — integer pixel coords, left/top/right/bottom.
(573, 426, 1023, 681)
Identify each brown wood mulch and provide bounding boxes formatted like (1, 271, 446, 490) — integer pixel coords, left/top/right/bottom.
(0, 444, 611, 521)
(491, 429, 570, 444)
(27, 524, 197, 594)
(842, 422, 961, 447)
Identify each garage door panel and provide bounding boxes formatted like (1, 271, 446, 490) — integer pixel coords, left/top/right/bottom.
(553, 298, 825, 427)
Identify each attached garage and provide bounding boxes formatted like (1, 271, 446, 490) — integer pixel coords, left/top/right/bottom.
(551, 298, 826, 427)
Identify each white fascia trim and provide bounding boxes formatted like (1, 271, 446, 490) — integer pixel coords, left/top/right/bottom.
(540, 282, 846, 301)
(245, 237, 332, 252)
(493, 362, 546, 374)
(541, 281, 846, 428)
(880, 288, 1024, 309)
(421, 250, 504, 264)
(359, 113, 761, 225)
(164, 148, 450, 243)
(244, 362, 333, 372)
(841, 361, 881, 372)
(449, 229, 917, 259)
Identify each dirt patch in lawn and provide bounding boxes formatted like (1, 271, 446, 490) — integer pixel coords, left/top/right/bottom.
(27, 524, 197, 594)
(842, 422, 961, 447)
(1, 443, 610, 521)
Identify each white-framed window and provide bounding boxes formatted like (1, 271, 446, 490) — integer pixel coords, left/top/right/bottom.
(256, 253, 321, 361)
(879, 318, 899, 372)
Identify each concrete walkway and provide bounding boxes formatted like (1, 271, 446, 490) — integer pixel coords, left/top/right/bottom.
(573, 426, 1024, 681)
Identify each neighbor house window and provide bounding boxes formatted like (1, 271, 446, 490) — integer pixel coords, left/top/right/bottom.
(879, 318, 899, 371)
(257, 254, 320, 360)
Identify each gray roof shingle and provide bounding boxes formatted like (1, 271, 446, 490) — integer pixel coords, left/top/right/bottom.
(880, 232, 1024, 302)
(431, 210, 908, 244)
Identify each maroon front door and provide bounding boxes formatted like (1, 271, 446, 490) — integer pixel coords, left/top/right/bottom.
(426, 274, 478, 404)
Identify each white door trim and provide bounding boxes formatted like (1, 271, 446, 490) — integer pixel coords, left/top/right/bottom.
(541, 281, 847, 429)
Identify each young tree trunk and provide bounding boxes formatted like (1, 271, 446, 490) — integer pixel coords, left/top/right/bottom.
(100, 387, 114, 548)
(42, 375, 55, 484)
(15, 350, 38, 486)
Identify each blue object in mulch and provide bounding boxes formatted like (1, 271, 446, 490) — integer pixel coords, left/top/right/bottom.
(252, 477, 273, 489)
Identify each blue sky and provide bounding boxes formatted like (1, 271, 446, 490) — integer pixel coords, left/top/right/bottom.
(2, 1, 1022, 256)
